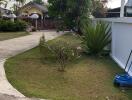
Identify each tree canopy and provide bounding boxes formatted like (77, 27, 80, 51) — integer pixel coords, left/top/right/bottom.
(48, 0, 108, 33)
(92, 0, 108, 18)
(48, 0, 91, 32)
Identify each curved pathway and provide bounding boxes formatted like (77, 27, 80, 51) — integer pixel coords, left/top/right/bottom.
(0, 31, 64, 100)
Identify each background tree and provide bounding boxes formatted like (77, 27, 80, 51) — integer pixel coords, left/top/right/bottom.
(48, 0, 91, 33)
(10, 0, 26, 15)
(48, 0, 66, 18)
(92, 0, 109, 18)
(10, 4, 17, 12)
(33, 0, 43, 4)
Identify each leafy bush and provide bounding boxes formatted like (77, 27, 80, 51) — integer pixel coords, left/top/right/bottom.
(15, 20, 27, 31)
(51, 40, 79, 71)
(39, 35, 79, 71)
(81, 21, 111, 55)
(0, 20, 27, 32)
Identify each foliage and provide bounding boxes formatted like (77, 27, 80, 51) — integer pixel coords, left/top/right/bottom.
(5, 33, 132, 100)
(33, 0, 43, 4)
(81, 21, 111, 55)
(91, 0, 108, 18)
(0, 20, 27, 32)
(50, 40, 78, 71)
(39, 35, 79, 71)
(48, 0, 91, 32)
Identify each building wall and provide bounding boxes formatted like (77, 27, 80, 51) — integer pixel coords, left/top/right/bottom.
(94, 18, 132, 76)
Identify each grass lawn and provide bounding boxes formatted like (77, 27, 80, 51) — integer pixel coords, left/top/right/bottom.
(4, 34, 132, 100)
(0, 32, 29, 41)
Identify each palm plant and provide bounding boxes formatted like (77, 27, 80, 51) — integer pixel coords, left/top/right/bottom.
(82, 21, 111, 55)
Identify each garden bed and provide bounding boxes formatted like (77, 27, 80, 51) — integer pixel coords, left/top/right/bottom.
(4, 34, 132, 100)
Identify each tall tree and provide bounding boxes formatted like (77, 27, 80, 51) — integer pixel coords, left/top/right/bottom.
(92, 0, 108, 18)
(48, 0, 91, 33)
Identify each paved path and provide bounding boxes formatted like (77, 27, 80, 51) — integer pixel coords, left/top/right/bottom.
(0, 31, 64, 100)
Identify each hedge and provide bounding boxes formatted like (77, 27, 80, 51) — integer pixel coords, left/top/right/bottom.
(0, 20, 27, 32)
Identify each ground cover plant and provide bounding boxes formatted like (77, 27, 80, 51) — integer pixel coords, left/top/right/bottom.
(5, 33, 132, 100)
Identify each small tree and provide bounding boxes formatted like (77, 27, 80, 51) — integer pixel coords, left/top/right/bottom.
(39, 36, 79, 71)
(51, 40, 78, 71)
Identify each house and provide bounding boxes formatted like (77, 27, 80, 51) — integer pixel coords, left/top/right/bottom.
(101, 0, 132, 76)
(106, 0, 132, 18)
(18, 1, 56, 30)
(0, 7, 11, 17)
(18, 1, 48, 19)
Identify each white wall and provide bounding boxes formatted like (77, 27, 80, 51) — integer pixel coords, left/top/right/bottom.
(94, 18, 132, 76)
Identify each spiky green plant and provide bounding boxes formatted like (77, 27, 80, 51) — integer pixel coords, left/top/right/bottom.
(82, 21, 111, 55)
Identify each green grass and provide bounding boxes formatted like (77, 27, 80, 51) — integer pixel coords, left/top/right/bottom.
(4, 34, 132, 100)
(0, 32, 29, 41)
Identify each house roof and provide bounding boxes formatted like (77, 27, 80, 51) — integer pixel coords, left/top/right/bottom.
(0, 7, 11, 12)
(19, 1, 48, 13)
(0, 7, 11, 14)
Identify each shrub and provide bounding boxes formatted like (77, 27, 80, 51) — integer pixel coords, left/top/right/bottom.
(0, 20, 27, 32)
(81, 21, 111, 55)
(51, 40, 79, 71)
(15, 20, 27, 31)
(39, 36, 79, 71)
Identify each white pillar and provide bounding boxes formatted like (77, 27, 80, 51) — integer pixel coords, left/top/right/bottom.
(120, 0, 125, 17)
(35, 19, 37, 30)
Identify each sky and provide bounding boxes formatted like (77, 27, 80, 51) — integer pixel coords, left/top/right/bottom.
(6, 0, 128, 9)
(107, 0, 128, 8)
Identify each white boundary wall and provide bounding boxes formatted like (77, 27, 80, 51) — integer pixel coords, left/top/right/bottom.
(94, 17, 132, 76)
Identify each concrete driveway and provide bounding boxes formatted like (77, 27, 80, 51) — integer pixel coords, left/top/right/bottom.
(0, 31, 64, 100)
